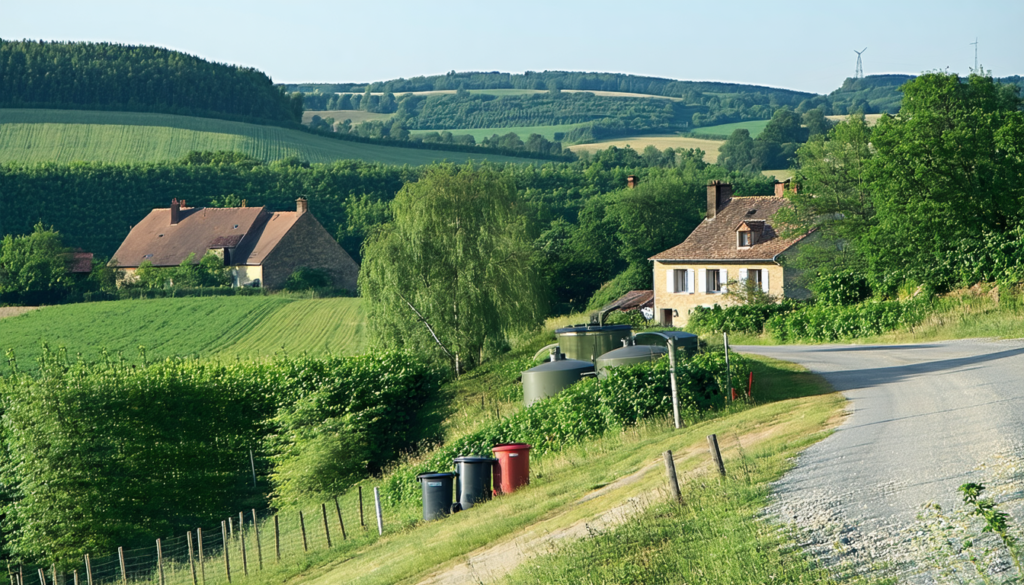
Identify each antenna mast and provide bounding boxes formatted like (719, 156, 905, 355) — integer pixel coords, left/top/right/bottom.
(970, 38, 978, 73)
(854, 48, 867, 79)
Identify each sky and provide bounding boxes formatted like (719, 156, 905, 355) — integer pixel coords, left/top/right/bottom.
(2, 0, 1022, 95)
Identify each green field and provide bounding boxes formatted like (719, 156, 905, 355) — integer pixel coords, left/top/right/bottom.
(0, 296, 366, 372)
(695, 119, 771, 138)
(0, 109, 535, 166)
(410, 122, 588, 142)
(301, 110, 394, 124)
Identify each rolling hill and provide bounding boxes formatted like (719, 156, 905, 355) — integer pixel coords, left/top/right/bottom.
(0, 109, 540, 166)
(0, 296, 367, 373)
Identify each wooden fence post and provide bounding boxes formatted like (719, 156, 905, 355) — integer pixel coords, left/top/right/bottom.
(221, 520, 231, 583)
(374, 487, 384, 536)
(321, 503, 332, 548)
(197, 528, 206, 585)
(251, 509, 263, 570)
(73, 571, 79, 585)
(663, 450, 683, 504)
(228, 517, 234, 541)
(83, 555, 92, 585)
(358, 486, 365, 528)
(36, 569, 45, 585)
(274, 515, 281, 562)
(299, 511, 308, 552)
(187, 530, 198, 585)
(708, 434, 726, 476)
(118, 546, 127, 585)
(156, 538, 165, 585)
(334, 497, 347, 540)
(239, 522, 248, 577)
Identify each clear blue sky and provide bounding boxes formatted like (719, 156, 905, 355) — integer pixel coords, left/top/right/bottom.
(3, 0, 1021, 94)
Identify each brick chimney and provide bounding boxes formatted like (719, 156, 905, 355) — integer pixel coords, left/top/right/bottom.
(627, 175, 639, 189)
(170, 199, 181, 225)
(296, 197, 308, 215)
(706, 181, 733, 220)
(774, 180, 791, 197)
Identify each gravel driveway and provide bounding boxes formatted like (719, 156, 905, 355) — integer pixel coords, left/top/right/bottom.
(738, 339, 1024, 581)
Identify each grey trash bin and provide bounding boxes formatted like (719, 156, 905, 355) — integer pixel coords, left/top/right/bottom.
(417, 472, 458, 521)
(454, 456, 497, 510)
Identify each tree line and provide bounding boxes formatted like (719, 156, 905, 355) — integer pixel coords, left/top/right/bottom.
(0, 39, 301, 125)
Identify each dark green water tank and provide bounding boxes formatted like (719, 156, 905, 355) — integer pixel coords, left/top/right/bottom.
(554, 325, 633, 362)
(635, 331, 699, 356)
(595, 344, 668, 378)
(522, 355, 595, 406)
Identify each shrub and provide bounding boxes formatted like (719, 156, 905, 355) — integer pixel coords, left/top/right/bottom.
(687, 301, 802, 334)
(765, 299, 926, 342)
(282, 267, 333, 291)
(810, 269, 871, 306)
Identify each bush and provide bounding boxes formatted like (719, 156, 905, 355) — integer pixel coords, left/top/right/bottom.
(282, 267, 332, 291)
(765, 299, 926, 342)
(687, 301, 802, 334)
(810, 269, 871, 306)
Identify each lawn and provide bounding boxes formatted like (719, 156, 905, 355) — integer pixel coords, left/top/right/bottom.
(569, 134, 724, 163)
(0, 109, 537, 166)
(695, 119, 771, 138)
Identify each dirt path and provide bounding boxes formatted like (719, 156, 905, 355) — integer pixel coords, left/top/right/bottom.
(0, 307, 37, 319)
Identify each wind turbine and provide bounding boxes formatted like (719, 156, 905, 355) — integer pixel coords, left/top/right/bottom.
(855, 48, 867, 79)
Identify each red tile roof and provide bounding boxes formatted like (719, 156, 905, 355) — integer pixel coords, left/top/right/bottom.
(69, 252, 93, 273)
(112, 206, 267, 268)
(650, 196, 810, 261)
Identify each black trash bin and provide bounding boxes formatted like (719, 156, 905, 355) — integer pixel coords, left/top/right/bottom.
(416, 472, 458, 521)
(454, 456, 497, 510)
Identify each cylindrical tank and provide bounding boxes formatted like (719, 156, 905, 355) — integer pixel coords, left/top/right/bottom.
(595, 343, 668, 378)
(554, 325, 633, 362)
(634, 331, 699, 356)
(522, 353, 595, 406)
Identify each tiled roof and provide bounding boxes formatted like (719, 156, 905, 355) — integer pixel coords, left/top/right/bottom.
(232, 212, 302, 266)
(69, 252, 93, 273)
(650, 196, 810, 261)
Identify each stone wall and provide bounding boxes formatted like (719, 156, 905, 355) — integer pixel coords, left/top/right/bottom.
(261, 214, 360, 290)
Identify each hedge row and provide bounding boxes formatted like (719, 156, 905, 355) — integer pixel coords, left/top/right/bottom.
(765, 299, 926, 342)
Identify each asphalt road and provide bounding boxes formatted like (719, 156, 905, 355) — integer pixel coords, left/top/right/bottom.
(738, 339, 1024, 531)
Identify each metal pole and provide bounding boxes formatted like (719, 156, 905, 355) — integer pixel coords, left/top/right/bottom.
(249, 450, 257, 488)
(723, 332, 732, 399)
(374, 487, 384, 535)
(668, 338, 681, 428)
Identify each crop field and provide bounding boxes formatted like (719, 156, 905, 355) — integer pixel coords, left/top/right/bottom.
(569, 134, 724, 163)
(0, 109, 534, 166)
(410, 122, 588, 141)
(827, 112, 884, 125)
(301, 110, 394, 124)
(695, 119, 771, 138)
(0, 296, 366, 373)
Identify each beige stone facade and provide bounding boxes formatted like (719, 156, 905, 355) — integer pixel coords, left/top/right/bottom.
(652, 261, 796, 327)
(258, 213, 359, 290)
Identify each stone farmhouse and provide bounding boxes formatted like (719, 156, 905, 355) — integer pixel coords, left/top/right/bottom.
(111, 198, 359, 290)
(649, 181, 813, 327)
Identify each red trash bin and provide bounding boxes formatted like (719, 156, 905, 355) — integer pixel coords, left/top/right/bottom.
(492, 443, 531, 495)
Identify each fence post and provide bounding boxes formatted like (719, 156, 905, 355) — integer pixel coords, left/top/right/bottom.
(358, 486, 365, 528)
(197, 528, 206, 585)
(73, 572, 79, 585)
(708, 434, 726, 476)
(157, 538, 165, 585)
(239, 522, 248, 577)
(321, 503, 332, 548)
(299, 511, 308, 552)
(83, 555, 92, 585)
(49, 565, 55, 585)
(118, 546, 127, 585)
(723, 332, 733, 399)
(251, 509, 263, 570)
(374, 487, 384, 536)
(228, 517, 234, 541)
(334, 497, 347, 540)
(748, 371, 753, 398)
(221, 520, 231, 583)
(36, 569, 45, 585)
(274, 515, 281, 562)
(663, 450, 683, 504)
(187, 531, 198, 585)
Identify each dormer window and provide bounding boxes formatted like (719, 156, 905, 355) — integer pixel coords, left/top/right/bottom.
(738, 231, 752, 247)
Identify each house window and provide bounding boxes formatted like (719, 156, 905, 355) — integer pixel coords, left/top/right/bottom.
(748, 269, 763, 288)
(738, 231, 752, 247)
(707, 269, 722, 293)
(674, 269, 687, 293)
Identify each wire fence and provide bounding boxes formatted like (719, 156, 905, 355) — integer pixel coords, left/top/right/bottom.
(5, 487, 383, 585)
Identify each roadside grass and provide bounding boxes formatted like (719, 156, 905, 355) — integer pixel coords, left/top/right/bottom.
(223, 352, 844, 585)
(0, 109, 535, 166)
(569, 135, 723, 163)
(695, 119, 771, 138)
(0, 296, 367, 373)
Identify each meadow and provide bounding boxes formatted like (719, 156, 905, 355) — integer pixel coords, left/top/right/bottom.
(410, 123, 588, 142)
(569, 134, 724, 163)
(301, 110, 393, 124)
(695, 118, 771, 138)
(0, 296, 367, 373)
(0, 109, 533, 166)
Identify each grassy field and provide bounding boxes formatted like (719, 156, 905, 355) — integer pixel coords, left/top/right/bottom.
(0, 296, 366, 372)
(0, 109, 535, 166)
(301, 110, 393, 124)
(827, 113, 884, 125)
(569, 134, 724, 163)
(410, 123, 588, 142)
(696, 119, 771, 138)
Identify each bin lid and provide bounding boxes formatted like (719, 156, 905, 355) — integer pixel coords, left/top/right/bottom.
(492, 443, 532, 453)
(555, 324, 632, 335)
(454, 456, 498, 464)
(417, 472, 457, 481)
(596, 345, 668, 361)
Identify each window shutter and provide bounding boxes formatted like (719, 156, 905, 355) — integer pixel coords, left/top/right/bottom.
(666, 269, 675, 293)
(686, 269, 694, 294)
(698, 269, 706, 293)
(738, 268, 748, 283)
(719, 269, 728, 293)
(762, 269, 770, 293)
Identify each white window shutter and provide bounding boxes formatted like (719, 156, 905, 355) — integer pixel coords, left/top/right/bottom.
(738, 268, 748, 283)
(720, 269, 728, 293)
(686, 269, 694, 294)
(666, 269, 675, 293)
(698, 269, 706, 293)
(762, 269, 770, 293)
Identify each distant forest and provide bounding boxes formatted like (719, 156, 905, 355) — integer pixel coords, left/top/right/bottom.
(0, 39, 301, 125)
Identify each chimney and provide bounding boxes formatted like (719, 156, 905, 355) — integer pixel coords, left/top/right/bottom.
(170, 199, 180, 225)
(706, 181, 733, 220)
(296, 197, 308, 215)
(774, 179, 792, 197)
(626, 175, 639, 189)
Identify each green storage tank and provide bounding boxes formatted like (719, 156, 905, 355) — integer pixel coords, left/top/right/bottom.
(554, 324, 633, 363)
(595, 343, 668, 378)
(522, 353, 595, 406)
(634, 331, 699, 356)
